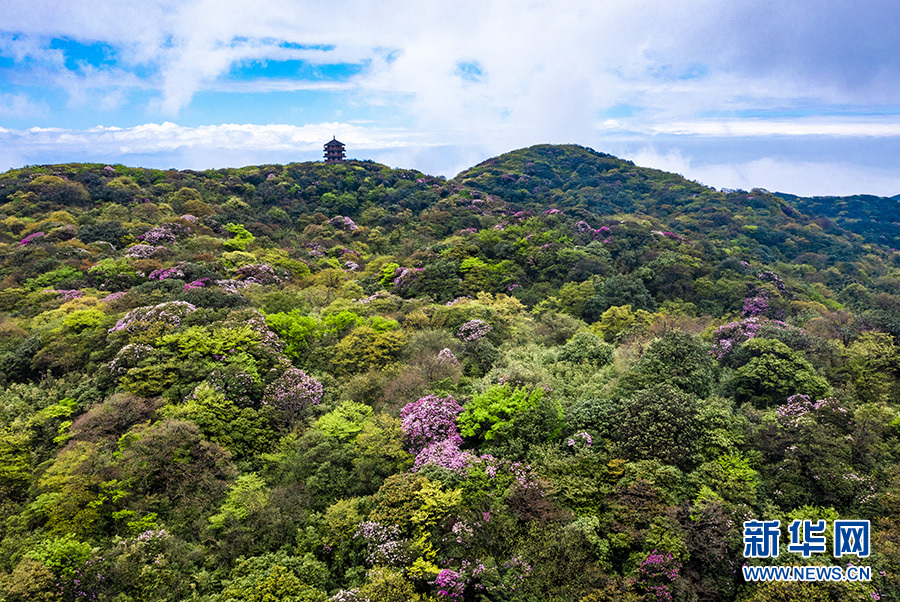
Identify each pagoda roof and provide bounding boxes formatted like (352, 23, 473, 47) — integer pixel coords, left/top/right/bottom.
(324, 137, 345, 148)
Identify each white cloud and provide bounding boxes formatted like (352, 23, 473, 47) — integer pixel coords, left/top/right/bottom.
(630, 148, 900, 197)
(2, 0, 900, 195)
(650, 118, 900, 138)
(0, 121, 420, 170)
(0, 92, 47, 117)
(6, 0, 900, 120)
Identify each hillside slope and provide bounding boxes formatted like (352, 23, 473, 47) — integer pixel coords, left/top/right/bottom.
(0, 146, 897, 601)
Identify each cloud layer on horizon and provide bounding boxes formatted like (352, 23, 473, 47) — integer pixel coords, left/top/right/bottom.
(1, 0, 900, 196)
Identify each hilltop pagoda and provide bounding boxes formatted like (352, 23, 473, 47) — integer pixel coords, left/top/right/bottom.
(324, 137, 346, 163)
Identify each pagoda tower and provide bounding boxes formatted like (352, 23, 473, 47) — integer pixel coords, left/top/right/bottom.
(324, 137, 346, 163)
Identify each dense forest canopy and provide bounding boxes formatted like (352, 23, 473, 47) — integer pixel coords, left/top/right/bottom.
(0, 144, 898, 601)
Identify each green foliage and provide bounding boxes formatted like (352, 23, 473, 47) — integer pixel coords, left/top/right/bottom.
(157, 324, 261, 357)
(24, 533, 93, 579)
(584, 273, 656, 321)
(592, 304, 654, 343)
(314, 401, 374, 440)
(266, 310, 320, 359)
(732, 338, 830, 407)
(159, 382, 272, 458)
(219, 555, 328, 602)
(23, 266, 82, 291)
(209, 473, 270, 529)
(1, 150, 900, 601)
(458, 384, 544, 442)
(557, 331, 614, 366)
(333, 326, 407, 374)
(0, 429, 31, 498)
(841, 331, 900, 403)
(223, 222, 256, 251)
(614, 384, 704, 470)
(615, 330, 716, 399)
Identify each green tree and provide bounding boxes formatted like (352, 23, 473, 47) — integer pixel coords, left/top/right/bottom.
(223, 222, 256, 251)
(732, 338, 830, 407)
(584, 273, 656, 322)
(315, 401, 374, 441)
(458, 384, 544, 442)
(615, 384, 703, 470)
(557, 331, 614, 366)
(616, 330, 715, 399)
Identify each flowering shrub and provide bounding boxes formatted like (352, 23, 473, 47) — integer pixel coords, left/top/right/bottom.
(469, 454, 538, 490)
(103, 291, 127, 303)
(710, 317, 800, 359)
(636, 550, 681, 601)
(18, 231, 45, 246)
(757, 270, 789, 295)
(413, 439, 475, 474)
(234, 263, 283, 285)
(435, 568, 465, 600)
(329, 589, 369, 602)
(108, 343, 155, 376)
(566, 431, 592, 448)
(124, 529, 170, 546)
(148, 266, 184, 280)
(354, 521, 410, 566)
(329, 215, 359, 231)
(400, 394, 465, 452)
(742, 295, 769, 317)
(457, 319, 492, 342)
(776, 394, 849, 428)
(262, 368, 323, 417)
(44, 289, 84, 302)
(139, 226, 176, 245)
(392, 266, 423, 290)
(214, 279, 252, 294)
(108, 300, 197, 334)
(435, 557, 532, 600)
(183, 279, 207, 291)
(125, 244, 168, 258)
(437, 348, 460, 366)
(652, 230, 691, 244)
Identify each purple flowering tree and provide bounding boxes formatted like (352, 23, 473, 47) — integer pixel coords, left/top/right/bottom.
(435, 568, 466, 600)
(262, 368, 323, 421)
(234, 263, 283, 285)
(125, 244, 169, 258)
(148, 266, 185, 280)
(413, 439, 475, 474)
(457, 319, 492, 342)
(328, 215, 359, 231)
(636, 550, 682, 601)
(437, 348, 460, 366)
(354, 521, 410, 566)
(108, 300, 197, 334)
(775, 394, 849, 429)
(17, 231, 45, 246)
(400, 394, 465, 452)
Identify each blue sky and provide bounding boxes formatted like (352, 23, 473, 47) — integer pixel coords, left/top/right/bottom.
(2, 0, 900, 196)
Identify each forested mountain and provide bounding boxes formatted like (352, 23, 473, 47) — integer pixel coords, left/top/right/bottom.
(775, 191, 900, 250)
(0, 144, 897, 601)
